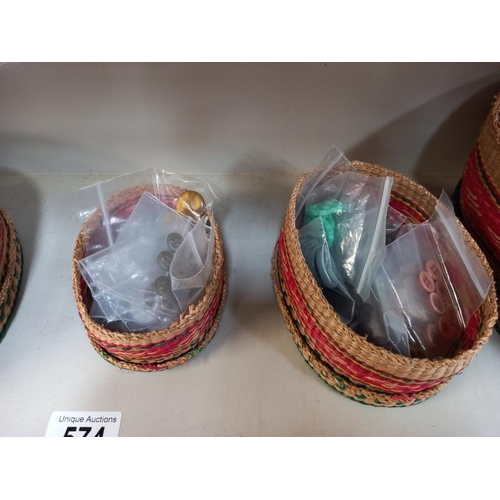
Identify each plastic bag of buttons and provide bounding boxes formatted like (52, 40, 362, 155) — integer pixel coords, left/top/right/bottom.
(78, 193, 194, 332)
(72, 173, 226, 371)
(296, 158, 393, 303)
(298, 216, 355, 323)
(356, 192, 493, 360)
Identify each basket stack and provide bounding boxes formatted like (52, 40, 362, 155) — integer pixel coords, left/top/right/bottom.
(72, 184, 227, 371)
(459, 94, 500, 312)
(0, 208, 23, 337)
(272, 161, 498, 407)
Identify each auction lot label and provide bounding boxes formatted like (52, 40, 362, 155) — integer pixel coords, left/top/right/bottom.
(45, 411, 122, 437)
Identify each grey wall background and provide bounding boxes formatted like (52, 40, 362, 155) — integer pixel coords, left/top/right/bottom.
(1, 62, 499, 191)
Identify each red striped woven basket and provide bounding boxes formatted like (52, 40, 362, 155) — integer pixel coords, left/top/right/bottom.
(272, 161, 498, 407)
(72, 184, 227, 371)
(459, 93, 500, 312)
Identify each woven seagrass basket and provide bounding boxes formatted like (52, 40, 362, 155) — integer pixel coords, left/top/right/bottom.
(272, 161, 498, 407)
(459, 94, 500, 315)
(0, 208, 23, 336)
(72, 184, 227, 371)
(460, 94, 500, 259)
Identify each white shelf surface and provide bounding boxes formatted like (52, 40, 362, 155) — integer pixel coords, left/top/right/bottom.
(1, 171, 500, 437)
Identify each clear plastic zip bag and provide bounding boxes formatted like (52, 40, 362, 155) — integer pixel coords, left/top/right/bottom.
(170, 215, 215, 313)
(359, 192, 493, 359)
(385, 205, 408, 245)
(78, 191, 215, 332)
(295, 144, 354, 227)
(79, 233, 183, 332)
(76, 168, 219, 256)
(298, 217, 355, 323)
(301, 169, 393, 301)
(329, 171, 393, 301)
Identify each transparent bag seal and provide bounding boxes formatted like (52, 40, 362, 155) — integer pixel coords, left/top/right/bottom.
(75, 168, 219, 256)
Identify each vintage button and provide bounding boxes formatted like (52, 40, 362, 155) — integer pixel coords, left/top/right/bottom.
(154, 276, 172, 296)
(438, 315, 448, 335)
(157, 250, 175, 271)
(166, 232, 184, 252)
(430, 292, 445, 315)
(176, 190, 206, 220)
(445, 302, 455, 317)
(435, 279, 448, 298)
(425, 324, 438, 347)
(439, 316, 457, 341)
(425, 260, 441, 281)
(418, 271, 435, 293)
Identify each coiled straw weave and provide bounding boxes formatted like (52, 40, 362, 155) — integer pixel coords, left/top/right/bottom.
(459, 94, 500, 317)
(272, 161, 497, 406)
(0, 208, 23, 336)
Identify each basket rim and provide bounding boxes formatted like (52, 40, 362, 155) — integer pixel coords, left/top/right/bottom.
(282, 160, 498, 372)
(0, 209, 21, 307)
(0, 209, 23, 334)
(490, 93, 500, 144)
(72, 184, 226, 344)
(0, 214, 8, 285)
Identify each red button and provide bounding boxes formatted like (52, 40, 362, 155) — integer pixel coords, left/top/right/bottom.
(418, 271, 435, 293)
(430, 292, 446, 315)
(426, 323, 438, 346)
(440, 316, 459, 341)
(436, 279, 448, 299)
(425, 259, 441, 280)
(438, 315, 458, 340)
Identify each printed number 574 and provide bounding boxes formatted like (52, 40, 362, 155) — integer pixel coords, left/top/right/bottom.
(63, 426, 105, 437)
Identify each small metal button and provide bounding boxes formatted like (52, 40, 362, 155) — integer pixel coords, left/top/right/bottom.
(155, 276, 172, 296)
(157, 250, 175, 271)
(166, 232, 184, 252)
(176, 190, 206, 220)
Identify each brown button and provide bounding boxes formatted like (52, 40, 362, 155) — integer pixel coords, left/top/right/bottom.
(155, 276, 172, 296)
(166, 232, 183, 252)
(157, 250, 174, 271)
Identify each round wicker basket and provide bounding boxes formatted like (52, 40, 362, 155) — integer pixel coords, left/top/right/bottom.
(72, 184, 227, 371)
(0, 208, 23, 336)
(272, 161, 498, 406)
(459, 94, 500, 317)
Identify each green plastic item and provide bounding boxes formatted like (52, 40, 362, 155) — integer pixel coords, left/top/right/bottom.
(304, 200, 345, 247)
